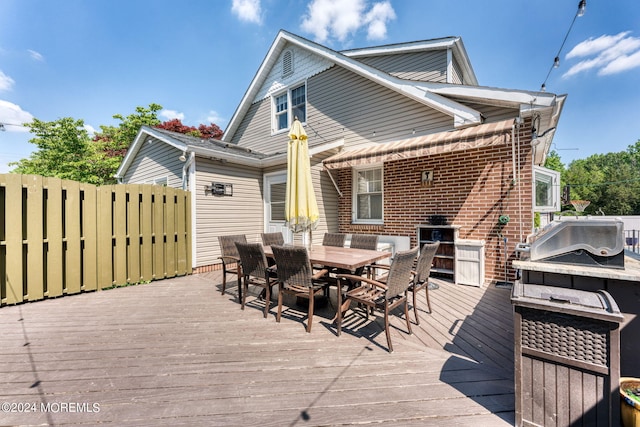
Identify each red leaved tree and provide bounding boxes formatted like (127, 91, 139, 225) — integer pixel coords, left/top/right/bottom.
(155, 119, 222, 139)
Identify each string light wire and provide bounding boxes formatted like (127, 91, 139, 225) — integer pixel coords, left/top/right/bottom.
(541, 0, 586, 92)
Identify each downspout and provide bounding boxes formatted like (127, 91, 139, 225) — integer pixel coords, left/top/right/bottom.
(181, 151, 197, 270)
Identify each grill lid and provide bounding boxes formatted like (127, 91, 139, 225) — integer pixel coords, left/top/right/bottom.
(520, 218, 625, 268)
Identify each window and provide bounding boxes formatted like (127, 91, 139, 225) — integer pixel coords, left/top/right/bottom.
(534, 166, 560, 212)
(148, 176, 168, 186)
(270, 182, 286, 221)
(272, 83, 306, 132)
(353, 167, 383, 223)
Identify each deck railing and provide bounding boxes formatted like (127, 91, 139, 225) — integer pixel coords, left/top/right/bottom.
(625, 229, 639, 254)
(0, 174, 192, 306)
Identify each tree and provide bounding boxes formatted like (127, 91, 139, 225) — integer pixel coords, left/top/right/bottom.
(564, 148, 640, 215)
(10, 103, 226, 185)
(544, 150, 565, 173)
(155, 118, 223, 139)
(9, 117, 108, 185)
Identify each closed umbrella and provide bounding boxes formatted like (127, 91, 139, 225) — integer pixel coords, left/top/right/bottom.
(285, 118, 319, 246)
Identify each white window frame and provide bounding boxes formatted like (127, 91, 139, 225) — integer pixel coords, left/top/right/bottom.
(271, 82, 306, 135)
(534, 166, 561, 212)
(148, 176, 168, 186)
(352, 165, 384, 224)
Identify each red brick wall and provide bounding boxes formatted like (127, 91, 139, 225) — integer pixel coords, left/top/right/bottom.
(336, 124, 534, 284)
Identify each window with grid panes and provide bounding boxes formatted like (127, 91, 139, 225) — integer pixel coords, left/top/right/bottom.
(353, 167, 383, 223)
(273, 83, 306, 132)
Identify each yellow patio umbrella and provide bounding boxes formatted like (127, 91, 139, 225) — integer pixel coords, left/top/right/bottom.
(285, 118, 319, 242)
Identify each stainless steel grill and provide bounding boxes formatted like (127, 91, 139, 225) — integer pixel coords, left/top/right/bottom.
(516, 218, 625, 269)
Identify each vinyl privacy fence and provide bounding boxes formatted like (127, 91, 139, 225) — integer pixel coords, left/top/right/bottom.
(0, 174, 191, 306)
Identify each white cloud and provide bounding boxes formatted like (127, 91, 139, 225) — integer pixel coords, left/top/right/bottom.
(565, 32, 630, 59)
(599, 49, 640, 75)
(231, 0, 262, 24)
(160, 109, 185, 121)
(301, 0, 395, 44)
(206, 110, 225, 126)
(0, 70, 15, 91)
(563, 31, 640, 78)
(0, 100, 33, 132)
(364, 1, 396, 40)
(28, 49, 44, 62)
(84, 124, 96, 136)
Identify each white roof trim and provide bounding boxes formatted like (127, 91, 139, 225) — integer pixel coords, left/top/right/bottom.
(222, 31, 483, 142)
(116, 127, 345, 177)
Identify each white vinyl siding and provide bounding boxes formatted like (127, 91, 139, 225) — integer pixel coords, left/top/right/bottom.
(356, 51, 448, 82)
(232, 65, 452, 154)
(193, 159, 264, 267)
(122, 136, 183, 188)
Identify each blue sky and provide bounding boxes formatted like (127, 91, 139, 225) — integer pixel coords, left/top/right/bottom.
(1, 0, 639, 173)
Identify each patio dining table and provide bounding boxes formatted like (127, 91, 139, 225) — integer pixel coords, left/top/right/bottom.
(262, 244, 392, 271)
(262, 244, 392, 325)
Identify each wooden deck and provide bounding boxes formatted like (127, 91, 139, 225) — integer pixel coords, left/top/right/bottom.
(1, 272, 516, 426)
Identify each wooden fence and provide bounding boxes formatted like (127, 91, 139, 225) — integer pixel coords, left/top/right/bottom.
(0, 174, 192, 306)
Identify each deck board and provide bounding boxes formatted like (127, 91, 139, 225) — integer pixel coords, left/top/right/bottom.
(0, 272, 515, 426)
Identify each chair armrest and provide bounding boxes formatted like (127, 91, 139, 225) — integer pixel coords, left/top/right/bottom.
(312, 268, 329, 280)
(218, 255, 240, 263)
(336, 274, 388, 291)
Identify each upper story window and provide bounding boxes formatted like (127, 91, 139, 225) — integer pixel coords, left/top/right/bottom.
(534, 166, 561, 212)
(353, 166, 383, 223)
(272, 83, 306, 133)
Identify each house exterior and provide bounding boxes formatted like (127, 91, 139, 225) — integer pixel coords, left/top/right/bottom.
(115, 30, 565, 284)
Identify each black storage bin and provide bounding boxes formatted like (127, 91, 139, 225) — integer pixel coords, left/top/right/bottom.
(511, 281, 624, 427)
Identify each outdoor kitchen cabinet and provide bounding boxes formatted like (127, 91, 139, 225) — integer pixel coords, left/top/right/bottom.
(416, 225, 459, 281)
(511, 282, 624, 427)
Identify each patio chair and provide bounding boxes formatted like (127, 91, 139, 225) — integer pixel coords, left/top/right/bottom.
(349, 234, 379, 250)
(261, 232, 285, 247)
(409, 242, 440, 324)
(235, 242, 278, 318)
(271, 245, 330, 333)
(339, 233, 380, 289)
(217, 234, 246, 296)
(336, 246, 419, 352)
(322, 233, 346, 247)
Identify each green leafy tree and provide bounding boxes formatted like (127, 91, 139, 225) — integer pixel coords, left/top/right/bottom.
(94, 103, 163, 158)
(544, 150, 565, 173)
(9, 117, 107, 184)
(564, 148, 640, 215)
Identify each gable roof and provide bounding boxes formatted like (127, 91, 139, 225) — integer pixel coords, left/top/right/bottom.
(222, 30, 565, 144)
(222, 30, 484, 143)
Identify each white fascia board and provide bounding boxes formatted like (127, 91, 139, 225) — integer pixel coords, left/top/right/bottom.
(425, 83, 559, 107)
(260, 138, 345, 168)
(451, 38, 478, 86)
(222, 34, 288, 142)
(189, 138, 345, 169)
(114, 126, 187, 179)
(341, 37, 459, 57)
(392, 79, 482, 126)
